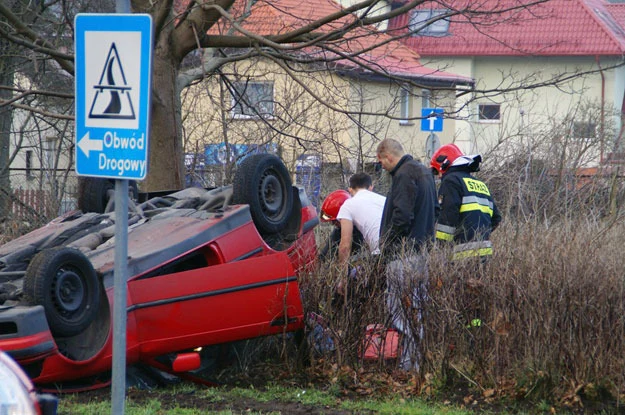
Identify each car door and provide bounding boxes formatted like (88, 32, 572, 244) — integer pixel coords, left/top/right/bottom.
(126, 251, 304, 357)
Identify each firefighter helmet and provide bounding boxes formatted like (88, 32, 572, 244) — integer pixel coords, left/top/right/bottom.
(430, 143, 464, 174)
(320, 190, 350, 222)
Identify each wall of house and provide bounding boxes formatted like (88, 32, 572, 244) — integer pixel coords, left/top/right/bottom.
(6, 106, 78, 217)
(182, 58, 356, 176)
(9, 109, 76, 186)
(342, 77, 457, 167)
(418, 55, 625, 165)
(181, 57, 458, 186)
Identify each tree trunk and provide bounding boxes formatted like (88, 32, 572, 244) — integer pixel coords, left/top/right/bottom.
(141, 30, 185, 192)
(0, 38, 14, 218)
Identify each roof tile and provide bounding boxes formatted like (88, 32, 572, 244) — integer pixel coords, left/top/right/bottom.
(387, 0, 625, 56)
(208, 0, 471, 83)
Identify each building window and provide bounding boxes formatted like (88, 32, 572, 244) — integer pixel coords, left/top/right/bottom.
(232, 81, 274, 118)
(43, 136, 57, 170)
(400, 86, 412, 125)
(478, 104, 501, 122)
(571, 121, 597, 140)
(422, 89, 431, 108)
(25, 150, 33, 180)
(409, 9, 450, 36)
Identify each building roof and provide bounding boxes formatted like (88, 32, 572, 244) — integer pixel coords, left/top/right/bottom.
(387, 0, 625, 57)
(208, 0, 472, 85)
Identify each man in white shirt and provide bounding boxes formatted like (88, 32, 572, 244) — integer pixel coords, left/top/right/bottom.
(336, 172, 386, 270)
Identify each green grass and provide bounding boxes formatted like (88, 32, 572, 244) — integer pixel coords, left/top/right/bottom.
(57, 383, 489, 415)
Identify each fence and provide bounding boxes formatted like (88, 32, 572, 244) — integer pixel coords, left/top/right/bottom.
(1, 187, 78, 224)
(11, 189, 48, 218)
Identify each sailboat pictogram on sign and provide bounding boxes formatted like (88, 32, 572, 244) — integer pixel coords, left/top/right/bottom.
(88, 43, 136, 120)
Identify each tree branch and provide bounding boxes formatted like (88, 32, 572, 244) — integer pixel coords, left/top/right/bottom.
(0, 98, 74, 120)
(177, 51, 251, 91)
(172, 0, 237, 60)
(0, 2, 74, 74)
(0, 85, 73, 102)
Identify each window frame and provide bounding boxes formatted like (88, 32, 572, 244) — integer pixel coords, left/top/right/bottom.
(43, 136, 57, 171)
(477, 104, 501, 123)
(421, 89, 431, 109)
(25, 150, 33, 181)
(571, 120, 598, 141)
(409, 9, 450, 36)
(399, 86, 413, 125)
(231, 81, 275, 119)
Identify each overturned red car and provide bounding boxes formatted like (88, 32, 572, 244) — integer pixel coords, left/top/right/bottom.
(0, 154, 318, 388)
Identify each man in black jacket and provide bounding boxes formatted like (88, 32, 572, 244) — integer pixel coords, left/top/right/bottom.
(377, 139, 439, 256)
(376, 138, 439, 372)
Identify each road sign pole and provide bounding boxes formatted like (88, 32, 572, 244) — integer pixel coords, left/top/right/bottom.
(111, 4, 131, 415)
(116, 0, 130, 13)
(112, 180, 129, 415)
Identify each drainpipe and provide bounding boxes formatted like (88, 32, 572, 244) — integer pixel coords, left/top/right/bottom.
(595, 55, 605, 163)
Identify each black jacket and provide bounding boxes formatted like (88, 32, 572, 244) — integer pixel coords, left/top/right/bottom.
(435, 166, 502, 258)
(380, 155, 439, 256)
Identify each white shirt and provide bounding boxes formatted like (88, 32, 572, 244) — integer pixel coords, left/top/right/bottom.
(336, 189, 386, 254)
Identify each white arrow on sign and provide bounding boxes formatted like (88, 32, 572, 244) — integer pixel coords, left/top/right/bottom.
(428, 112, 438, 130)
(77, 131, 103, 157)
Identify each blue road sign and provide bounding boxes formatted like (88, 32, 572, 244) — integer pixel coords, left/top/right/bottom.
(75, 14, 153, 180)
(421, 108, 444, 132)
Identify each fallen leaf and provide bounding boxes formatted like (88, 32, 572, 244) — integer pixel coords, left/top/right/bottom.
(483, 388, 496, 398)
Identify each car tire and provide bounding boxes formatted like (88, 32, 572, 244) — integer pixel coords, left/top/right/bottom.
(78, 177, 138, 213)
(233, 154, 293, 234)
(23, 247, 101, 337)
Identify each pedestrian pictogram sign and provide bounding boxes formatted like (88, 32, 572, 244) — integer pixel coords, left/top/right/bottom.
(75, 14, 153, 180)
(420, 108, 444, 132)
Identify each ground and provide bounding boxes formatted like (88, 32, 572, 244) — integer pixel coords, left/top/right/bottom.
(58, 370, 620, 415)
(65, 386, 360, 414)
(53, 342, 622, 415)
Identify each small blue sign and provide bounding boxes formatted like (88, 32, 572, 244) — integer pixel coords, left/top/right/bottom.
(421, 108, 444, 132)
(75, 14, 153, 180)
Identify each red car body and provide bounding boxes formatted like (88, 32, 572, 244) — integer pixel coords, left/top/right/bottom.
(0, 182, 318, 388)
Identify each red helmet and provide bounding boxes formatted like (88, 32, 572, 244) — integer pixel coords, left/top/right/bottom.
(320, 190, 350, 222)
(430, 143, 464, 174)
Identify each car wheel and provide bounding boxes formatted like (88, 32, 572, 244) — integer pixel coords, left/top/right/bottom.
(233, 154, 294, 234)
(23, 247, 101, 337)
(78, 177, 138, 213)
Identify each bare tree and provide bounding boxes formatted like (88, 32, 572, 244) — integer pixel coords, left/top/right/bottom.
(0, 0, 561, 193)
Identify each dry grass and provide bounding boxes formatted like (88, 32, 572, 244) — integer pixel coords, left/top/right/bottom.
(303, 167, 625, 407)
(428, 218, 625, 397)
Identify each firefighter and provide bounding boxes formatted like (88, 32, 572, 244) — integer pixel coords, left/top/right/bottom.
(430, 144, 502, 262)
(431, 144, 502, 336)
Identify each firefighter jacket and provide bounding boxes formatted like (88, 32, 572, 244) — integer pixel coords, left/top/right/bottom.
(435, 166, 502, 260)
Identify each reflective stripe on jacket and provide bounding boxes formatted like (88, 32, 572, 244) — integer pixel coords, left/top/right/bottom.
(452, 240, 493, 260)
